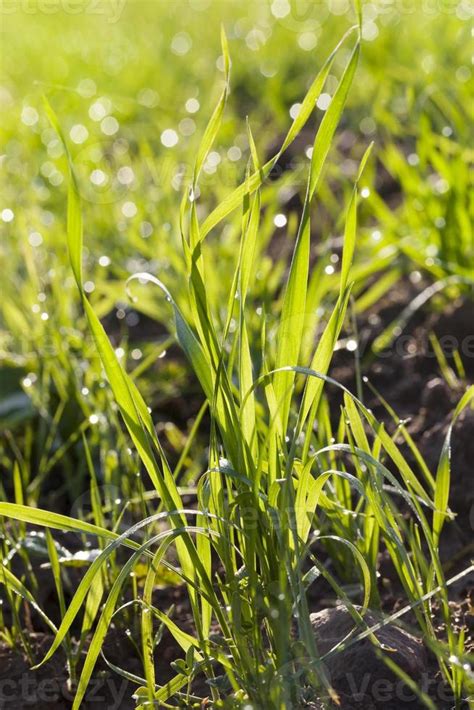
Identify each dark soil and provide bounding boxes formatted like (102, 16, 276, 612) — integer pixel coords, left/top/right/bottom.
(329, 285, 474, 535)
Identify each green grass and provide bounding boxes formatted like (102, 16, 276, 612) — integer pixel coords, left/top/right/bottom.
(1, 1, 473, 708)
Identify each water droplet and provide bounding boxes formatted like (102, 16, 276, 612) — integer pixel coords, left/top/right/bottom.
(101, 116, 119, 136)
(289, 102, 302, 119)
(117, 166, 134, 185)
(89, 98, 110, 122)
(161, 129, 179, 148)
(70, 124, 89, 144)
(140, 221, 153, 238)
(274, 213, 287, 228)
(317, 93, 332, 111)
(207, 151, 221, 167)
(362, 20, 379, 41)
(171, 32, 192, 56)
(298, 31, 318, 52)
(179, 117, 195, 136)
(21, 106, 39, 126)
(122, 201, 137, 218)
(360, 117, 376, 135)
(137, 88, 159, 108)
(77, 79, 96, 98)
(1, 208, 14, 223)
(271, 0, 290, 18)
(28, 231, 43, 247)
(185, 97, 199, 113)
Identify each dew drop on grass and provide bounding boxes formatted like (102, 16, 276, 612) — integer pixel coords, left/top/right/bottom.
(70, 124, 89, 144)
(362, 20, 379, 41)
(360, 117, 376, 135)
(208, 151, 221, 167)
(126, 312, 139, 327)
(137, 88, 159, 108)
(227, 145, 241, 161)
(89, 414, 99, 425)
(271, 0, 290, 18)
(89, 100, 107, 122)
(140, 221, 153, 238)
(274, 213, 287, 228)
(40, 312, 49, 321)
(161, 129, 179, 148)
(185, 98, 200, 113)
(101, 116, 119, 136)
(122, 201, 137, 218)
(179, 118, 196, 136)
(361, 187, 371, 198)
(1, 208, 14, 222)
(99, 255, 111, 267)
(28, 231, 43, 247)
(289, 103, 301, 119)
(346, 339, 358, 352)
(77, 78, 96, 98)
(316, 93, 331, 111)
(324, 265, 335, 275)
(171, 32, 192, 56)
(21, 106, 39, 126)
(117, 166, 135, 185)
(298, 32, 318, 51)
